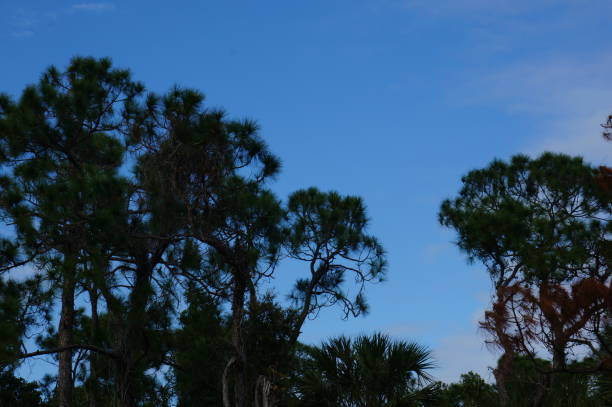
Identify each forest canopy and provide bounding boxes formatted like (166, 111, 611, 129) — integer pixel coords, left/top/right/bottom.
(0, 57, 609, 407)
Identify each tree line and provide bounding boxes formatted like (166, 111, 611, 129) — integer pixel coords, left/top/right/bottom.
(0, 57, 609, 407)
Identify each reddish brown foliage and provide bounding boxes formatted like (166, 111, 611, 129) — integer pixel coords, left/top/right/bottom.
(481, 278, 611, 369)
(598, 166, 612, 194)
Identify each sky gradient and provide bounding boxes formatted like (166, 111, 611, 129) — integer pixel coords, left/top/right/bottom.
(3, 0, 611, 383)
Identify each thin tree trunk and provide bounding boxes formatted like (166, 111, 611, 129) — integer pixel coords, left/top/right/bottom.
(223, 357, 237, 407)
(289, 280, 315, 347)
(231, 272, 248, 407)
(494, 352, 513, 407)
(115, 266, 152, 407)
(58, 261, 76, 407)
(115, 354, 137, 407)
(87, 284, 99, 407)
(255, 375, 272, 407)
(532, 372, 550, 407)
(532, 346, 565, 407)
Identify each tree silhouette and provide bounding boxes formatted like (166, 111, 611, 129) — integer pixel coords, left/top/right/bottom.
(439, 153, 611, 407)
(292, 333, 437, 407)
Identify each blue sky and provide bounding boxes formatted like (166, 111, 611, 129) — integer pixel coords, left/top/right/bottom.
(3, 0, 611, 383)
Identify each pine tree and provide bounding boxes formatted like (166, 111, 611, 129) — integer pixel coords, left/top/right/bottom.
(0, 57, 144, 407)
(439, 153, 611, 407)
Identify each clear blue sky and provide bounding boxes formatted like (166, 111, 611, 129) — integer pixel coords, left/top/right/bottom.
(3, 0, 611, 383)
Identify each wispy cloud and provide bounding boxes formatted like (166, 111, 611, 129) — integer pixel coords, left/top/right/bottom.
(465, 55, 612, 165)
(6, 3, 116, 38)
(7, 8, 37, 39)
(71, 3, 116, 12)
(11, 30, 34, 38)
(387, 0, 612, 167)
(430, 301, 495, 382)
(401, 0, 538, 16)
(397, 0, 608, 19)
(432, 332, 498, 383)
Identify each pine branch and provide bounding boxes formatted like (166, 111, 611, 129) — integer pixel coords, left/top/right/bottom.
(16, 344, 118, 360)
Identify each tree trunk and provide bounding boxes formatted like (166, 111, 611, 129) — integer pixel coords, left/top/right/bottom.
(223, 357, 237, 407)
(493, 352, 513, 407)
(87, 285, 99, 407)
(97, 277, 133, 407)
(115, 265, 152, 407)
(255, 375, 273, 407)
(532, 372, 551, 407)
(115, 354, 137, 407)
(229, 272, 248, 407)
(58, 261, 76, 407)
(532, 341, 565, 407)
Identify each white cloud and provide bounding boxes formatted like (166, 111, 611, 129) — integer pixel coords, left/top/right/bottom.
(393, 0, 612, 167)
(6, 3, 116, 38)
(8, 8, 38, 38)
(396, 0, 610, 19)
(426, 292, 499, 384)
(432, 332, 499, 383)
(71, 3, 115, 12)
(469, 56, 612, 165)
(11, 30, 34, 38)
(401, 0, 540, 15)
(401, 0, 612, 166)
(530, 112, 611, 166)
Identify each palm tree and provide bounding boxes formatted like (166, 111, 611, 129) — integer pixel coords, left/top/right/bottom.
(291, 333, 439, 406)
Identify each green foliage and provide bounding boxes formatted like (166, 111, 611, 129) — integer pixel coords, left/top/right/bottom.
(0, 370, 47, 407)
(285, 188, 386, 319)
(439, 153, 607, 285)
(439, 153, 611, 405)
(2, 56, 610, 407)
(434, 371, 497, 407)
(172, 286, 228, 407)
(0, 55, 138, 251)
(0, 277, 50, 370)
(498, 355, 606, 407)
(434, 360, 609, 407)
(291, 333, 438, 407)
(245, 295, 300, 403)
(0, 57, 393, 407)
(0, 279, 29, 368)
